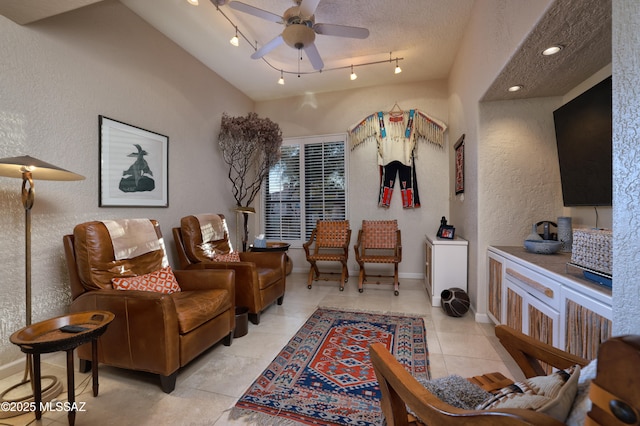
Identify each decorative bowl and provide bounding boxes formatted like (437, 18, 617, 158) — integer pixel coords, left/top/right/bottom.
(524, 239, 562, 254)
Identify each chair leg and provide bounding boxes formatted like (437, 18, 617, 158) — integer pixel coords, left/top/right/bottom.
(340, 261, 348, 291)
(307, 263, 317, 289)
(358, 266, 365, 293)
(78, 359, 91, 373)
(160, 372, 177, 393)
(277, 294, 284, 305)
(249, 312, 261, 325)
(223, 331, 234, 346)
(394, 263, 400, 296)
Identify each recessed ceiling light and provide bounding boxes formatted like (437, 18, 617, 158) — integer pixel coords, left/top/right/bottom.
(542, 45, 563, 56)
(508, 85, 523, 92)
(187, 0, 199, 5)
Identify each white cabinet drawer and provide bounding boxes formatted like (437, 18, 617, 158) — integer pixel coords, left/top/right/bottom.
(505, 260, 561, 311)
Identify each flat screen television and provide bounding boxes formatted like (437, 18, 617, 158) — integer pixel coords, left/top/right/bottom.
(553, 76, 612, 206)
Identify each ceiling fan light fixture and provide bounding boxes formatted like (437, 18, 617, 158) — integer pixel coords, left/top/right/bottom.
(282, 24, 316, 49)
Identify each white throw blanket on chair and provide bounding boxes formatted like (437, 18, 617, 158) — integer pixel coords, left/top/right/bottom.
(102, 218, 162, 260)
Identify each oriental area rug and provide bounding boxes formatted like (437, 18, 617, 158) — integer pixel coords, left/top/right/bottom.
(230, 308, 429, 426)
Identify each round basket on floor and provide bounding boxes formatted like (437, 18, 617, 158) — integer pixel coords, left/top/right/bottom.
(440, 288, 470, 317)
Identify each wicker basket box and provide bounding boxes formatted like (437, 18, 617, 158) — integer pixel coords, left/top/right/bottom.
(571, 228, 613, 275)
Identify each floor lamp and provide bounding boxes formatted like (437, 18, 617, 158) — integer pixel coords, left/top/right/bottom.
(0, 155, 84, 418)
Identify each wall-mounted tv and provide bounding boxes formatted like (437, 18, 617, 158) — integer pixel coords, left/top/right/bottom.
(553, 76, 612, 207)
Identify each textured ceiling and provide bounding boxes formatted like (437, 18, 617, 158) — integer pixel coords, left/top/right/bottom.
(482, 0, 612, 101)
(119, 0, 475, 101)
(0, 0, 102, 25)
(0, 0, 612, 102)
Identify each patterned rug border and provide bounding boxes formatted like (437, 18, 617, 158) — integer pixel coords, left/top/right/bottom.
(316, 305, 427, 319)
(230, 307, 429, 426)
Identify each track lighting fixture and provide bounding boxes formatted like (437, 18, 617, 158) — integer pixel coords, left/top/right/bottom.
(350, 65, 357, 81)
(230, 27, 239, 47)
(394, 58, 402, 74)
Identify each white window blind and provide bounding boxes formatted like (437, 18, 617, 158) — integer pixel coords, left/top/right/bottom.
(264, 134, 347, 243)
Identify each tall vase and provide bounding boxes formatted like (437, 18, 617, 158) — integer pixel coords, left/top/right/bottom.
(558, 216, 573, 252)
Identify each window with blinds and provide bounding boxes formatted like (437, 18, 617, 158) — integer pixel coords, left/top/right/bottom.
(264, 134, 347, 243)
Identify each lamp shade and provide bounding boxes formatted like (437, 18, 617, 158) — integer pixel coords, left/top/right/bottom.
(0, 155, 84, 181)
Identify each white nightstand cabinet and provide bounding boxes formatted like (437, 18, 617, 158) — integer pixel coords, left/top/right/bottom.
(425, 235, 468, 306)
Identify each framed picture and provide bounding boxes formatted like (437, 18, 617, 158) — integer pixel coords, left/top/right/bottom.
(454, 134, 465, 195)
(99, 116, 168, 207)
(440, 225, 456, 239)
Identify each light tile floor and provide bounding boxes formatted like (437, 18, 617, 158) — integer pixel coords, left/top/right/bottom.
(0, 273, 523, 426)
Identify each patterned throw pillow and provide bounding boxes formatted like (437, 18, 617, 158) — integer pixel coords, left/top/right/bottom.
(213, 252, 241, 262)
(112, 266, 181, 294)
(477, 365, 581, 422)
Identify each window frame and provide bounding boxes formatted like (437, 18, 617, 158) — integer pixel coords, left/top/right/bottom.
(261, 133, 349, 247)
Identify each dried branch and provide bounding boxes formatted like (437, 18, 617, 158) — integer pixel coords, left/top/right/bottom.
(218, 112, 282, 250)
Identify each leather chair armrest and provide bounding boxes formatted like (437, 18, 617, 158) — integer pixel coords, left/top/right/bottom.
(239, 251, 286, 270)
(186, 261, 257, 286)
(174, 269, 235, 297)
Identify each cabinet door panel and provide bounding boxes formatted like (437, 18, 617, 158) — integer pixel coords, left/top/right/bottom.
(506, 286, 523, 332)
(488, 256, 503, 322)
(564, 297, 612, 360)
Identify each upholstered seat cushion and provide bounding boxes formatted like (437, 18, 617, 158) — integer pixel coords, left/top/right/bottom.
(171, 289, 233, 334)
(358, 253, 400, 263)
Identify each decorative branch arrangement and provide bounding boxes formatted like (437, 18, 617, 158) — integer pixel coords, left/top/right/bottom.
(218, 112, 282, 250)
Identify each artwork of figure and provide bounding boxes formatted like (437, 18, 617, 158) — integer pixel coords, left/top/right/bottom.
(119, 144, 155, 192)
(349, 106, 447, 208)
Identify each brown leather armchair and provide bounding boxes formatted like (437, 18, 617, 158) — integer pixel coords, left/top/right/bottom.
(63, 219, 235, 393)
(173, 214, 286, 325)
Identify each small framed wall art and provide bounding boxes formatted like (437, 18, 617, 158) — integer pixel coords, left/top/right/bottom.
(99, 116, 168, 207)
(454, 134, 465, 195)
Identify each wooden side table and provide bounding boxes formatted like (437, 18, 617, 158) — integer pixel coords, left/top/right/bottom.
(9, 311, 114, 425)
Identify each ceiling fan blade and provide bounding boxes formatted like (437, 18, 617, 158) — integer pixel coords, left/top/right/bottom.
(298, 0, 321, 18)
(313, 23, 369, 39)
(251, 34, 284, 59)
(228, 1, 283, 23)
(304, 42, 324, 70)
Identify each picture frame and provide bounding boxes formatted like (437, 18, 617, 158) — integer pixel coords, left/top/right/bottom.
(440, 225, 456, 239)
(99, 116, 168, 207)
(454, 134, 465, 195)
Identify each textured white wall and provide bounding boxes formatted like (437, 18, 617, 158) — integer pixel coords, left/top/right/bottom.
(255, 81, 450, 278)
(479, 97, 565, 246)
(447, 0, 554, 317)
(0, 2, 252, 365)
(612, 0, 640, 335)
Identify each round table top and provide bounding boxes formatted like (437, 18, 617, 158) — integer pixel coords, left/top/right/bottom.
(10, 311, 115, 354)
(249, 242, 291, 252)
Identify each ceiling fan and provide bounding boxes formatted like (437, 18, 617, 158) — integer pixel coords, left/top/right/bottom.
(227, 0, 370, 70)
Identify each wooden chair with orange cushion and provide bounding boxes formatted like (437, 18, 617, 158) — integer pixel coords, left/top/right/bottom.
(370, 324, 640, 425)
(354, 219, 402, 295)
(303, 220, 351, 291)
